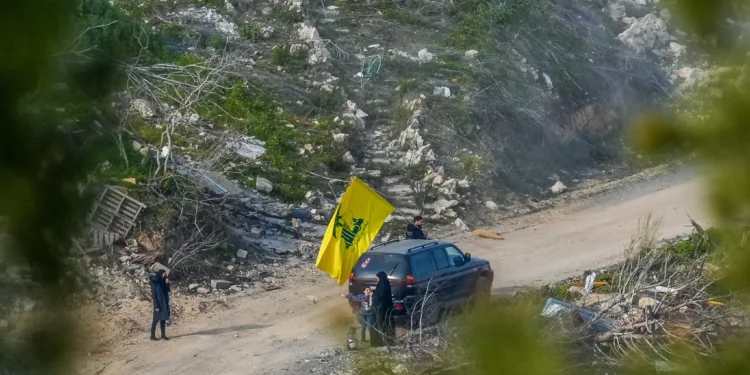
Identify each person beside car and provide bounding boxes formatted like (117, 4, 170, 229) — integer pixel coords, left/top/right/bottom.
(406, 216, 427, 239)
(341, 287, 374, 342)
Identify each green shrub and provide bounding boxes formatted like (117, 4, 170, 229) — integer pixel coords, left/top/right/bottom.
(275, 7, 303, 24)
(239, 24, 262, 41)
(271, 45, 308, 70)
(445, 16, 488, 49)
(398, 79, 418, 95)
(207, 35, 226, 50)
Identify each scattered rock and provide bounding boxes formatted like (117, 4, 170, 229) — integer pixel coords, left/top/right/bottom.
(550, 181, 567, 195)
(342, 151, 356, 164)
(229, 285, 243, 292)
(118, 255, 131, 263)
(333, 133, 348, 143)
(485, 201, 499, 211)
(132, 141, 142, 151)
(464, 50, 479, 59)
(617, 14, 671, 55)
(236, 249, 248, 259)
(638, 296, 658, 308)
(189, 284, 200, 291)
(176, 7, 238, 38)
(454, 218, 470, 231)
(211, 279, 233, 290)
(196, 287, 210, 295)
(131, 99, 155, 118)
(256, 177, 274, 193)
(418, 49, 435, 62)
(433, 199, 459, 210)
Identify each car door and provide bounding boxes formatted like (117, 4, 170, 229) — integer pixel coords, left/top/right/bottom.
(444, 245, 475, 300)
(409, 250, 449, 304)
(429, 247, 460, 304)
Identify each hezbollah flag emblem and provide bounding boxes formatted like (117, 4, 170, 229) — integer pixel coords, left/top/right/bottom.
(315, 177, 395, 285)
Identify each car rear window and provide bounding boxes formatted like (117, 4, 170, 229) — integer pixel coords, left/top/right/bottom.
(353, 253, 409, 278)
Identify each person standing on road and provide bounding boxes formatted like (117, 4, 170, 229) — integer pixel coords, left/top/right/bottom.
(341, 287, 374, 342)
(406, 216, 427, 240)
(371, 271, 395, 347)
(149, 269, 171, 341)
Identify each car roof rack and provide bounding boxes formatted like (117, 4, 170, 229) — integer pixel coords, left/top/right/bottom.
(370, 238, 402, 250)
(407, 241, 439, 253)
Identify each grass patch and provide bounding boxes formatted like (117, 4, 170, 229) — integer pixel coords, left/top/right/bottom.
(383, 9, 432, 27)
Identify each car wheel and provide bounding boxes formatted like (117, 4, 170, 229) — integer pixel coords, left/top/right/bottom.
(410, 295, 441, 328)
(474, 277, 491, 302)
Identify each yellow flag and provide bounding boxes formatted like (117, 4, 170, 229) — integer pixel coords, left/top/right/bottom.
(315, 177, 395, 285)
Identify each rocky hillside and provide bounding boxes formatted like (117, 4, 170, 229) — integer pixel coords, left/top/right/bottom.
(67, 0, 713, 260)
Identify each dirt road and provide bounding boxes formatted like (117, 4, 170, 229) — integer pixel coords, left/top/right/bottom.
(85, 168, 708, 375)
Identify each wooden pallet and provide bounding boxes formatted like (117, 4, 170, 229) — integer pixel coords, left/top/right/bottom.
(87, 186, 146, 237)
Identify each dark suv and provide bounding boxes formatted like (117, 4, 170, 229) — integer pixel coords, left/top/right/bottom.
(348, 239, 493, 326)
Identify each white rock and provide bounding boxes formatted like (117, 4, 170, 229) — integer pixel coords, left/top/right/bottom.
(669, 42, 686, 57)
(176, 7, 238, 38)
(432, 175, 444, 185)
(333, 133, 348, 142)
(187, 113, 200, 124)
(355, 108, 368, 118)
(131, 99, 155, 118)
(196, 287, 210, 295)
(433, 86, 451, 97)
(454, 218, 470, 231)
(550, 181, 567, 195)
(342, 151, 356, 164)
(160, 146, 171, 158)
(132, 141, 142, 151)
(434, 199, 459, 210)
(261, 26, 274, 39)
(458, 178, 471, 188)
(485, 201, 499, 211)
(464, 50, 479, 59)
(236, 249, 248, 259)
(189, 283, 200, 291)
(542, 72, 553, 89)
(256, 177, 273, 193)
(417, 48, 434, 62)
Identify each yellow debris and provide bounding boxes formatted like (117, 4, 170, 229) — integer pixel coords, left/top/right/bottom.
(472, 229, 504, 240)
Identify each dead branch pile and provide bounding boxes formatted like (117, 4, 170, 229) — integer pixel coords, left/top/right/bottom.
(545, 217, 749, 368)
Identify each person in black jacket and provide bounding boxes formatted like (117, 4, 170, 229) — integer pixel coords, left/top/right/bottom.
(149, 269, 171, 341)
(406, 216, 427, 239)
(370, 271, 395, 347)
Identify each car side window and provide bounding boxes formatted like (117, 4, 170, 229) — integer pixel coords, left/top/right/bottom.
(432, 248, 450, 270)
(445, 246, 464, 267)
(411, 251, 437, 276)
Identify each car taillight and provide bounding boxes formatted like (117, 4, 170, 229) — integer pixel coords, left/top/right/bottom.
(406, 275, 414, 287)
(395, 303, 405, 310)
(349, 272, 354, 285)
